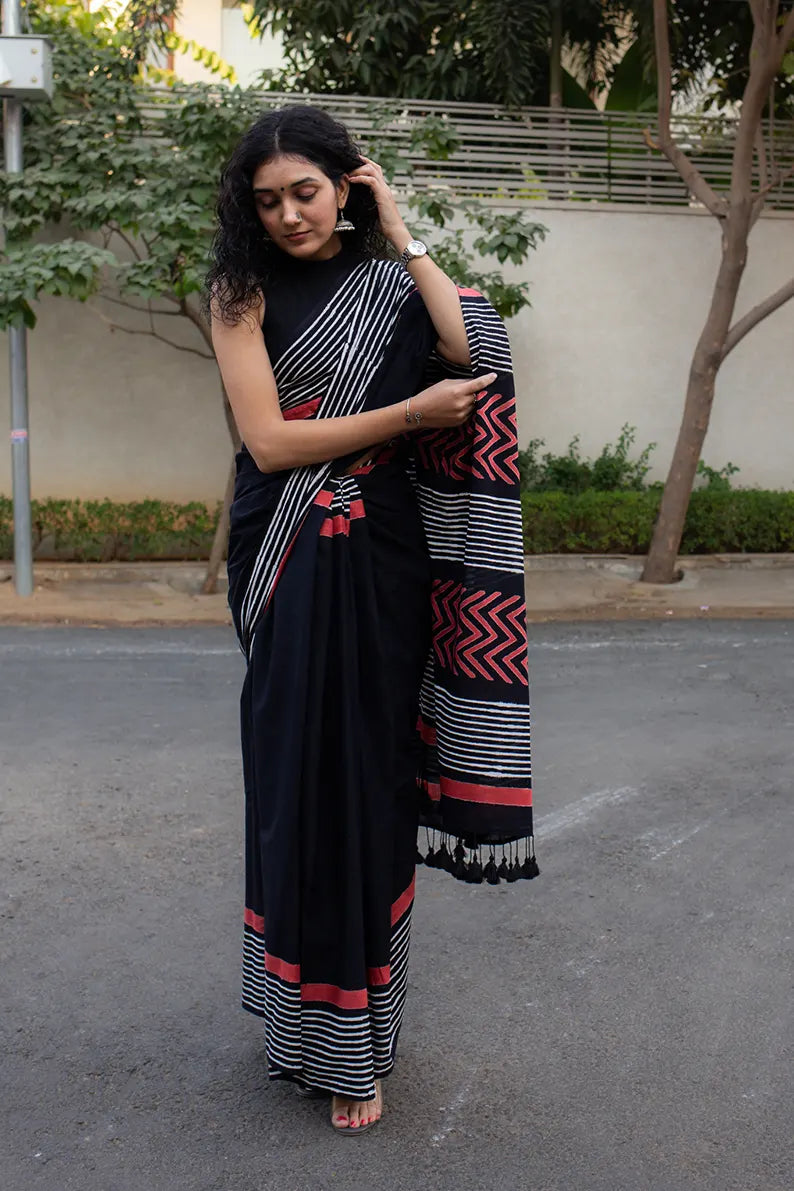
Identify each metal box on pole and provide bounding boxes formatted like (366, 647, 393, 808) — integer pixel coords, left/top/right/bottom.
(0, 35, 53, 100)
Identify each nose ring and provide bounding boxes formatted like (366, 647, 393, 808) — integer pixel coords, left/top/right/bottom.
(294, 213, 303, 224)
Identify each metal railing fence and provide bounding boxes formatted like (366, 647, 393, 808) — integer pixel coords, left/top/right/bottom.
(139, 90, 794, 212)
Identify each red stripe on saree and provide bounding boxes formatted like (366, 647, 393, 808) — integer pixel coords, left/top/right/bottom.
(300, 984, 369, 1010)
(417, 715, 436, 746)
(441, 777, 532, 808)
(390, 874, 416, 926)
(244, 906, 265, 934)
(318, 499, 366, 538)
(265, 952, 300, 983)
(263, 954, 388, 1007)
(283, 397, 320, 421)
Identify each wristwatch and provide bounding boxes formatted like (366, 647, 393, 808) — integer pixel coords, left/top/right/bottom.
(399, 239, 428, 266)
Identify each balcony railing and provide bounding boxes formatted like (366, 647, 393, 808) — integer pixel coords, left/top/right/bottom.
(140, 90, 794, 212)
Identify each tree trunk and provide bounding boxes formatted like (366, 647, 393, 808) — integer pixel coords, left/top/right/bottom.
(548, 0, 565, 198)
(640, 0, 794, 584)
(201, 448, 237, 595)
(201, 379, 242, 594)
(549, 0, 563, 108)
(181, 300, 244, 594)
(640, 223, 750, 583)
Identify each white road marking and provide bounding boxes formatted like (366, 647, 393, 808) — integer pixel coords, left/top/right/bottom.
(640, 821, 709, 860)
(0, 629, 791, 661)
(0, 641, 238, 658)
(431, 1080, 473, 1145)
(536, 786, 640, 840)
(530, 633, 791, 652)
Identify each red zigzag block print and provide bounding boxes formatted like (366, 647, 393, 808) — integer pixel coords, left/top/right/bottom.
(472, 393, 520, 484)
(431, 580, 528, 685)
(416, 392, 519, 485)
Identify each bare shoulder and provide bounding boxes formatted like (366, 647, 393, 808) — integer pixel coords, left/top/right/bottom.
(210, 289, 266, 343)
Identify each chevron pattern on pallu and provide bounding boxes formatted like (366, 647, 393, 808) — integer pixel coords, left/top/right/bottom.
(414, 391, 519, 487)
(431, 579, 528, 686)
(472, 392, 520, 484)
(413, 289, 536, 882)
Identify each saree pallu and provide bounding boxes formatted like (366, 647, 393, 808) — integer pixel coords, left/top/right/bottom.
(228, 258, 536, 1099)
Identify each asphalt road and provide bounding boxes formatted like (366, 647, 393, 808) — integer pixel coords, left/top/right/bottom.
(1, 622, 792, 1191)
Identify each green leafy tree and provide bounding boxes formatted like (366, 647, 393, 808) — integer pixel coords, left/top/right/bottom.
(1, 2, 547, 589)
(625, 0, 794, 113)
(246, 0, 629, 107)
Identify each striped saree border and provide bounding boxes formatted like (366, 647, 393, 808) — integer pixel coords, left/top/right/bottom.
(241, 878, 416, 1100)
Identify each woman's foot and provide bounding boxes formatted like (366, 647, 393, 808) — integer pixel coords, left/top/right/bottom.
(330, 1080, 383, 1132)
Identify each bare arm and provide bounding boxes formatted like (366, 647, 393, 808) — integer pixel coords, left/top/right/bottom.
(401, 252, 470, 366)
(348, 156, 471, 366)
(211, 294, 493, 474)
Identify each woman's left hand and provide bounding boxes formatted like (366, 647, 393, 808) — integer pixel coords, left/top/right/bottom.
(347, 156, 410, 249)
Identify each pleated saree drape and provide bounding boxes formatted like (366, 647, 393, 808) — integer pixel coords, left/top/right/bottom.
(227, 257, 536, 1099)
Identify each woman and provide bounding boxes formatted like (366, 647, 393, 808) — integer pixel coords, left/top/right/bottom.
(208, 105, 536, 1135)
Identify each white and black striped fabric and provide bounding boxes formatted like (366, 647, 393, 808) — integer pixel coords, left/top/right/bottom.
(412, 292, 535, 878)
(240, 259, 414, 658)
(238, 267, 536, 882)
(242, 887, 415, 1099)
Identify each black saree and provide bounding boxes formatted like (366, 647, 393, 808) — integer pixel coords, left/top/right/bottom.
(227, 251, 536, 1101)
(234, 443, 431, 1099)
(228, 253, 436, 1099)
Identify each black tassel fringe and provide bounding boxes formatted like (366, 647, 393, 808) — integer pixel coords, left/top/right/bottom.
(415, 828, 539, 885)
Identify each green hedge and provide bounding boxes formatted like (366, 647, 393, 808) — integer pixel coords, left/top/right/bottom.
(521, 489, 794, 554)
(1, 490, 793, 561)
(0, 497, 220, 562)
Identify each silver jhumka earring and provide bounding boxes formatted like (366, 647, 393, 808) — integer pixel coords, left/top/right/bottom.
(334, 207, 355, 232)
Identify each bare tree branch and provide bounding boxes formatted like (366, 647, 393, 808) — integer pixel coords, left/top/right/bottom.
(754, 162, 794, 207)
(722, 275, 794, 359)
(778, 5, 794, 54)
(748, 0, 768, 27)
(180, 296, 214, 352)
(651, 0, 729, 216)
(731, 15, 780, 203)
(108, 224, 142, 262)
(755, 126, 769, 192)
(87, 303, 214, 358)
(750, 122, 770, 225)
(98, 291, 184, 316)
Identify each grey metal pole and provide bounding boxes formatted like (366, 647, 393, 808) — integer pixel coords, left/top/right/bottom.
(2, 0, 33, 595)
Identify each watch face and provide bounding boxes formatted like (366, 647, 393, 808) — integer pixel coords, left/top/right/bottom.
(407, 240, 427, 256)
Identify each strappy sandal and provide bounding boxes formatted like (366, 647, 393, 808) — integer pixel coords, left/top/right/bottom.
(295, 1082, 328, 1099)
(329, 1111, 380, 1136)
(329, 1085, 382, 1135)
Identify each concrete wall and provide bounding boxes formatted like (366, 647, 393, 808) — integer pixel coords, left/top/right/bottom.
(176, 0, 284, 87)
(0, 295, 229, 503)
(507, 205, 794, 490)
(1, 205, 792, 502)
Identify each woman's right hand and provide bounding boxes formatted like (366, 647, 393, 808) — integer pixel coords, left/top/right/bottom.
(410, 373, 497, 428)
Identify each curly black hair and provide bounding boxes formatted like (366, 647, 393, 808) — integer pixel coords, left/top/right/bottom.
(205, 104, 392, 324)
